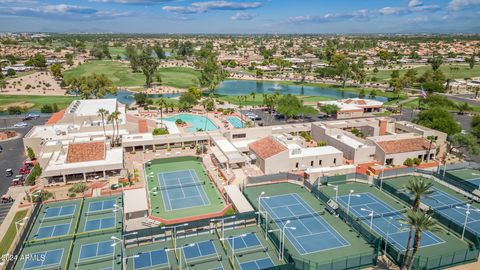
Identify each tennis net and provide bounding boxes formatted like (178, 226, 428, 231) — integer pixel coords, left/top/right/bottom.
(432, 201, 468, 211)
(158, 181, 205, 190)
(357, 209, 406, 221)
(270, 211, 320, 223)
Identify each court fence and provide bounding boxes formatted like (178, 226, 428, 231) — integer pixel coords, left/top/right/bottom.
(434, 170, 478, 194)
(246, 173, 304, 186)
(4, 202, 42, 270)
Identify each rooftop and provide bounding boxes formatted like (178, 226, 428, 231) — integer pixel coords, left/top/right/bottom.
(249, 136, 287, 159)
(376, 137, 431, 154)
(66, 99, 117, 117)
(66, 142, 105, 163)
(289, 146, 342, 158)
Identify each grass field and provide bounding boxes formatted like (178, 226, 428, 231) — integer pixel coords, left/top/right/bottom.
(0, 210, 28, 258)
(215, 93, 333, 106)
(244, 182, 376, 267)
(366, 64, 480, 82)
(402, 97, 480, 112)
(64, 60, 201, 89)
(0, 95, 75, 111)
(145, 156, 226, 221)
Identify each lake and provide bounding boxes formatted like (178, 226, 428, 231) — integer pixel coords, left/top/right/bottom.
(106, 90, 180, 105)
(214, 80, 388, 102)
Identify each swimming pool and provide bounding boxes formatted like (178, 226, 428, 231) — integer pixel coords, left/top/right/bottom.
(226, 116, 244, 128)
(162, 114, 218, 132)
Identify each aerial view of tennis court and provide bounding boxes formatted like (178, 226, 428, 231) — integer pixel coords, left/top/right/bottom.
(144, 156, 227, 221)
(444, 168, 480, 187)
(243, 182, 377, 267)
(320, 181, 473, 263)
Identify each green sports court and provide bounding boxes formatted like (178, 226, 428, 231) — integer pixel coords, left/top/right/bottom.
(144, 156, 227, 221)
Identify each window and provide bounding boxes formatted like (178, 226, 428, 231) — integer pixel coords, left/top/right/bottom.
(310, 161, 314, 166)
(386, 158, 393, 165)
(295, 162, 299, 168)
(319, 160, 322, 166)
(233, 133, 246, 139)
(333, 158, 336, 164)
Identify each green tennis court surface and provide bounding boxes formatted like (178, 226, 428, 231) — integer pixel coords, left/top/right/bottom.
(144, 156, 226, 220)
(446, 168, 480, 186)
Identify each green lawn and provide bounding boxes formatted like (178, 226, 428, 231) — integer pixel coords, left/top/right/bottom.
(0, 95, 75, 110)
(215, 93, 333, 106)
(402, 97, 480, 113)
(366, 64, 480, 82)
(64, 60, 201, 89)
(109, 46, 126, 57)
(0, 210, 28, 257)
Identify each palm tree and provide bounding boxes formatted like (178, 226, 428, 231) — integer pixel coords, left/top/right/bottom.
(107, 113, 116, 146)
(250, 92, 256, 108)
(401, 178, 435, 268)
(401, 210, 443, 270)
(157, 98, 166, 128)
(426, 135, 437, 162)
(97, 108, 109, 138)
(109, 111, 121, 145)
(0, 79, 6, 92)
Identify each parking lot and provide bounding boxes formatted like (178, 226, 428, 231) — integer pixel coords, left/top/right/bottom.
(0, 115, 49, 221)
(241, 108, 333, 126)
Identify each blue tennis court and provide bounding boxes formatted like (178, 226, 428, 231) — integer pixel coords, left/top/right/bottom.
(133, 249, 169, 270)
(84, 217, 116, 232)
(78, 240, 114, 262)
(43, 205, 76, 220)
(35, 222, 71, 239)
(260, 193, 350, 255)
(88, 199, 116, 213)
(158, 169, 210, 211)
(23, 248, 64, 269)
(183, 240, 220, 265)
(469, 178, 480, 187)
(239, 257, 274, 270)
(227, 233, 263, 253)
(337, 192, 444, 251)
(422, 188, 480, 236)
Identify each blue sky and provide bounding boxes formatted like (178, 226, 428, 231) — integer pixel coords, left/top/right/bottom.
(0, 0, 479, 33)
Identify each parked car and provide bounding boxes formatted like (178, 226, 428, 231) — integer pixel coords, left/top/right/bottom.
(10, 179, 25, 186)
(19, 167, 31, 175)
(0, 145, 3, 153)
(1, 195, 13, 203)
(23, 160, 35, 168)
(5, 169, 13, 177)
(15, 175, 25, 181)
(23, 114, 40, 121)
(13, 122, 28, 128)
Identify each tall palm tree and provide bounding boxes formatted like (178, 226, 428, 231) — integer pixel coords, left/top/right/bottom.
(401, 177, 435, 267)
(401, 210, 443, 270)
(97, 108, 109, 138)
(109, 111, 121, 145)
(157, 98, 166, 128)
(250, 92, 256, 108)
(107, 113, 115, 146)
(426, 135, 437, 162)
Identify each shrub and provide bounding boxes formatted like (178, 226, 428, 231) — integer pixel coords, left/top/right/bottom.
(403, 158, 414, 167)
(413, 157, 422, 166)
(175, 119, 185, 125)
(224, 208, 235, 216)
(317, 140, 328, 147)
(26, 164, 42, 186)
(152, 128, 169, 135)
(68, 182, 88, 193)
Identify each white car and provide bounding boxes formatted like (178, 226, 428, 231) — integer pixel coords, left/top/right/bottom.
(13, 122, 28, 128)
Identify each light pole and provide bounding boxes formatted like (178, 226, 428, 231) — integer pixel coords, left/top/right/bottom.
(211, 216, 236, 240)
(113, 204, 124, 232)
(347, 190, 360, 216)
(328, 183, 338, 201)
(281, 221, 296, 261)
(268, 228, 282, 259)
(220, 233, 247, 258)
(257, 192, 270, 216)
(15, 217, 28, 234)
(161, 223, 189, 248)
(123, 254, 139, 269)
(360, 208, 374, 230)
(455, 204, 480, 240)
(384, 217, 394, 254)
(149, 187, 158, 195)
(379, 158, 386, 191)
(165, 243, 195, 270)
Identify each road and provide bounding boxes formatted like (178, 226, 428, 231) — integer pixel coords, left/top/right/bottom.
(441, 93, 480, 107)
(0, 116, 49, 225)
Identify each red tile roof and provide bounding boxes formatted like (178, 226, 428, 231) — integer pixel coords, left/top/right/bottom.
(66, 142, 105, 163)
(249, 137, 287, 159)
(376, 137, 431, 154)
(46, 109, 66, 125)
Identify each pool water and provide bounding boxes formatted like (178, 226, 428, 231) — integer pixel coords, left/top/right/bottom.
(162, 114, 218, 132)
(226, 116, 244, 128)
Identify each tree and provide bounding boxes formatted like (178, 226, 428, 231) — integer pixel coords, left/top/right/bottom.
(7, 68, 16, 76)
(0, 79, 6, 92)
(50, 63, 63, 79)
(468, 54, 475, 70)
(137, 47, 159, 88)
(108, 110, 121, 146)
(330, 53, 351, 88)
(457, 102, 472, 114)
(321, 104, 339, 116)
(25, 53, 46, 68)
(198, 52, 226, 92)
(187, 87, 202, 100)
(414, 107, 460, 135)
(401, 210, 443, 269)
(26, 147, 36, 160)
(428, 52, 443, 71)
(89, 42, 111, 60)
(450, 133, 480, 156)
(471, 115, 480, 138)
(97, 108, 109, 138)
(66, 74, 117, 99)
(202, 97, 215, 111)
(250, 92, 256, 107)
(157, 98, 167, 128)
(369, 89, 377, 99)
(179, 91, 198, 110)
(125, 44, 139, 72)
(153, 43, 166, 60)
(276, 94, 317, 120)
(134, 92, 148, 106)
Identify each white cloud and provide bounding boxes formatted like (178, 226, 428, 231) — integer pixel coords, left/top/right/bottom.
(448, 0, 480, 10)
(88, 0, 176, 4)
(0, 4, 131, 20)
(163, 1, 262, 14)
(408, 0, 423, 8)
(231, 12, 255, 20)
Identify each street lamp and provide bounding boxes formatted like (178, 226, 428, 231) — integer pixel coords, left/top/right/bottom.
(347, 190, 361, 216)
(220, 233, 247, 258)
(455, 204, 480, 240)
(211, 216, 236, 240)
(328, 183, 339, 201)
(257, 192, 270, 216)
(15, 217, 28, 235)
(360, 208, 374, 230)
(165, 243, 195, 270)
(379, 158, 386, 191)
(384, 217, 395, 254)
(149, 187, 158, 195)
(161, 223, 189, 248)
(267, 228, 282, 259)
(123, 254, 139, 269)
(281, 221, 296, 261)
